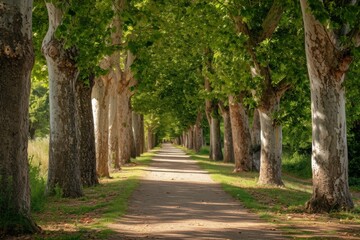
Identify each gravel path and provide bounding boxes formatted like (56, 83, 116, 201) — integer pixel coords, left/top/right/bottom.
(108, 144, 286, 239)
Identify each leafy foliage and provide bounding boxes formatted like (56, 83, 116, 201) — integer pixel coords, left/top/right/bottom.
(51, 0, 114, 79)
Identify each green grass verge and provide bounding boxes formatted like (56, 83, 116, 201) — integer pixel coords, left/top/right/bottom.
(32, 150, 156, 240)
(181, 146, 360, 238)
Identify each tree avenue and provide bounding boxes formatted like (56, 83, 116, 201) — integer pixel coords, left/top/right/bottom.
(2, 0, 360, 234)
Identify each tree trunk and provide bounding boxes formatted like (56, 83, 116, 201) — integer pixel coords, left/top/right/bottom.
(210, 105, 223, 161)
(108, 78, 120, 169)
(251, 109, 261, 171)
(92, 76, 111, 178)
(0, 0, 39, 233)
(118, 90, 132, 164)
(43, 3, 83, 198)
(75, 76, 98, 187)
(139, 115, 145, 154)
(188, 127, 194, 150)
(132, 112, 142, 156)
(147, 128, 154, 150)
(130, 111, 137, 158)
(193, 112, 203, 153)
(219, 103, 234, 163)
(229, 96, 252, 172)
(300, 0, 353, 212)
(29, 122, 36, 140)
(258, 99, 283, 186)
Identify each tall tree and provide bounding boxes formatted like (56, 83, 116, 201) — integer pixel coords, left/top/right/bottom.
(43, 3, 83, 197)
(43, 0, 112, 193)
(300, 0, 359, 212)
(0, 0, 39, 233)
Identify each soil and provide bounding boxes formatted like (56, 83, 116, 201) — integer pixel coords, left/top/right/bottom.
(108, 144, 285, 239)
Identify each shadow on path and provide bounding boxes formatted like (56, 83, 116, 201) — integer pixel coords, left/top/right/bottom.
(108, 144, 286, 239)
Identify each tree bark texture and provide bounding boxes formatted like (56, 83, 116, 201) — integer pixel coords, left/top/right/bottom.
(300, 0, 353, 212)
(210, 104, 223, 161)
(251, 109, 261, 171)
(75, 77, 98, 187)
(43, 3, 83, 198)
(0, 0, 40, 234)
(117, 90, 132, 164)
(219, 103, 234, 163)
(229, 96, 252, 172)
(258, 100, 283, 186)
(108, 77, 120, 169)
(92, 76, 111, 178)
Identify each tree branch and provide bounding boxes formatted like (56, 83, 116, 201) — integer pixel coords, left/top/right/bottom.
(275, 79, 291, 98)
(351, 28, 360, 47)
(232, 15, 252, 37)
(258, 0, 284, 42)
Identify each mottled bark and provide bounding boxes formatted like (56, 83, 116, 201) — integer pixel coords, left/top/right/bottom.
(219, 103, 234, 163)
(0, 0, 39, 234)
(75, 77, 98, 187)
(108, 77, 120, 169)
(251, 109, 261, 171)
(43, 3, 82, 197)
(92, 76, 110, 178)
(118, 90, 132, 164)
(301, 0, 353, 212)
(258, 99, 283, 186)
(229, 96, 252, 172)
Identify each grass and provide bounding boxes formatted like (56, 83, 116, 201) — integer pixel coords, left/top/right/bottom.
(30, 151, 155, 240)
(183, 146, 360, 239)
(25, 138, 156, 240)
(28, 138, 49, 177)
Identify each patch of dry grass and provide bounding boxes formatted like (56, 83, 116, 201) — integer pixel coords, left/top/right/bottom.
(28, 138, 49, 176)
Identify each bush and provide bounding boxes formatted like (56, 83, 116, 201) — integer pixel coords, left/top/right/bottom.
(29, 156, 46, 212)
(282, 151, 312, 179)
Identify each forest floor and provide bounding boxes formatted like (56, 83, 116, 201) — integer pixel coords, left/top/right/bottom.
(107, 144, 285, 239)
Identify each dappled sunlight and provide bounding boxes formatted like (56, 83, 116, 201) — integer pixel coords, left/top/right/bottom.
(109, 144, 284, 239)
(189, 147, 360, 239)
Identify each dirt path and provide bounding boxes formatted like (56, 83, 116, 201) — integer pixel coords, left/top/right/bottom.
(108, 144, 285, 239)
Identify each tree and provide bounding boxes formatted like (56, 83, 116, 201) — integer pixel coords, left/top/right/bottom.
(43, 0, 112, 195)
(0, 0, 40, 234)
(300, 0, 359, 212)
(43, 2, 83, 197)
